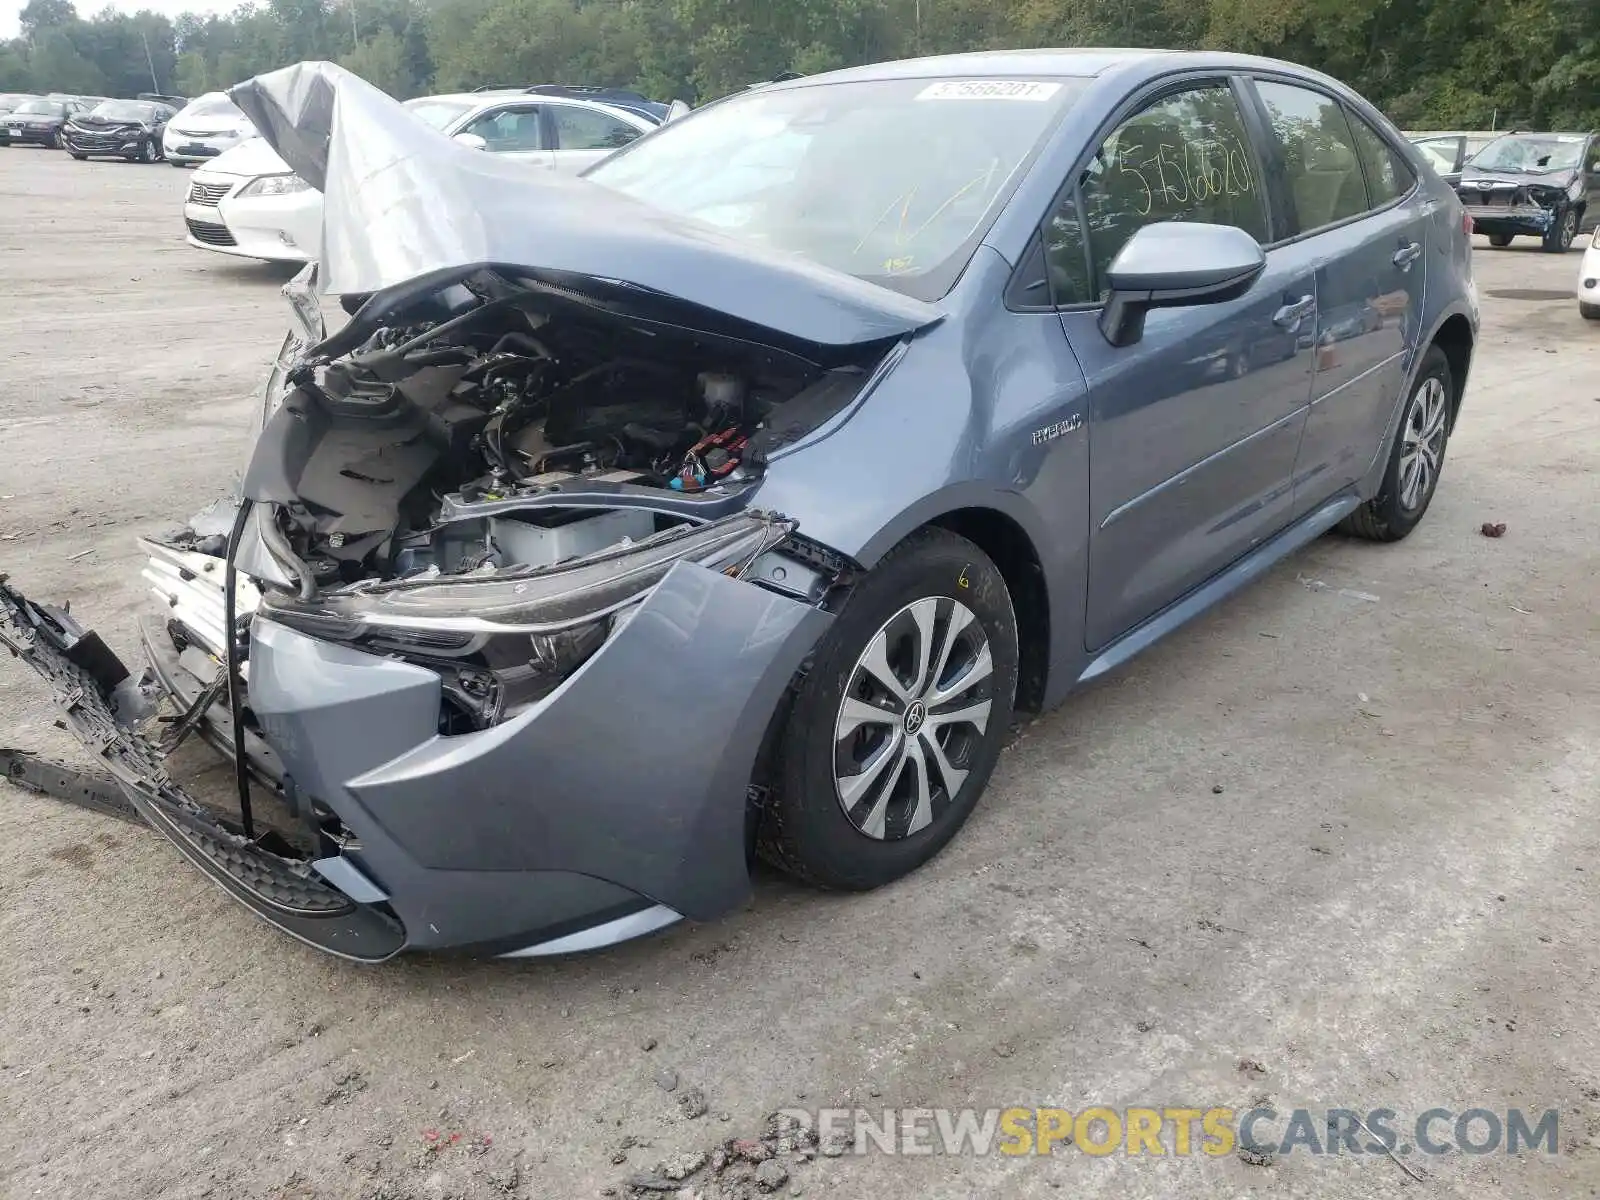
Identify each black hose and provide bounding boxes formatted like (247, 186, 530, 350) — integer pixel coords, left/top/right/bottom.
(224, 498, 257, 841)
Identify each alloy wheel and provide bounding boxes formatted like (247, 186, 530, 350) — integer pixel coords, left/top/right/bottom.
(833, 596, 994, 841)
(1561, 209, 1577, 250)
(1399, 376, 1448, 512)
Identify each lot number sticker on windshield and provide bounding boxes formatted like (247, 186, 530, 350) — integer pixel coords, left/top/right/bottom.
(916, 80, 1062, 102)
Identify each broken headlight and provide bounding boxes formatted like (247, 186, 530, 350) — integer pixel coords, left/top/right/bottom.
(258, 512, 794, 728)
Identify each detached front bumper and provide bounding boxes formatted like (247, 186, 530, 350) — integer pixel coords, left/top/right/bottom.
(3, 550, 830, 959)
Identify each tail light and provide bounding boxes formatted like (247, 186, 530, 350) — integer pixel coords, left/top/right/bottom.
(1463, 211, 1474, 236)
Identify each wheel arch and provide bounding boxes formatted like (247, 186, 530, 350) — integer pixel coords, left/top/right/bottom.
(1430, 311, 1475, 431)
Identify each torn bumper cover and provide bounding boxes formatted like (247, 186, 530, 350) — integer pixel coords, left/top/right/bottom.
(1, 551, 830, 960)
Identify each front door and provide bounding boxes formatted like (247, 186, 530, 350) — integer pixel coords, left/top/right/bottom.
(1053, 79, 1317, 650)
(456, 103, 556, 169)
(1247, 80, 1429, 512)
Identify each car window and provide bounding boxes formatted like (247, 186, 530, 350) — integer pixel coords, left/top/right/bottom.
(461, 106, 545, 152)
(1255, 81, 1370, 233)
(1049, 82, 1269, 304)
(551, 105, 642, 152)
(1348, 113, 1411, 204)
(1412, 135, 1462, 175)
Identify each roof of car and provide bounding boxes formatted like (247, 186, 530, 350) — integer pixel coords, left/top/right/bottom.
(409, 91, 657, 124)
(783, 47, 1179, 85)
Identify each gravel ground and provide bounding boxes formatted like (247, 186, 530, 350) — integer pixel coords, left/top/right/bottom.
(2, 149, 1598, 1200)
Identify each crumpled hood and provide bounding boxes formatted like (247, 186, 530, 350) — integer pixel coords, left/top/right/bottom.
(227, 61, 942, 350)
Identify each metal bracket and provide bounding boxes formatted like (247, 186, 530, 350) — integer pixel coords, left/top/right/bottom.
(0, 748, 145, 825)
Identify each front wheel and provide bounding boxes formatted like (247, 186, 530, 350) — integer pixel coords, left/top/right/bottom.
(1488, 232, 1514, 248)
(757, 527, 1019, 891)
(139, 140, 157, 164)
(1543, 207, 1577, 253)
(1340, 345, 1454, 542)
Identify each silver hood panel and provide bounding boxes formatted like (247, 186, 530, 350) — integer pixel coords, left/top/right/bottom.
(227, 62, 942, 349)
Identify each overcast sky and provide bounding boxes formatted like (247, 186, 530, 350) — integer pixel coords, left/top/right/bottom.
(0, 0, 235, 40)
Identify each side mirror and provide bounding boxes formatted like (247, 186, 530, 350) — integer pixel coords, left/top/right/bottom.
(1099, 222, 1267, 348)
(453, 131, 487, 151)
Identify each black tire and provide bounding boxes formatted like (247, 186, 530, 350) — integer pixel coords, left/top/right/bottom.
(1581, 301, 1600, 321)
(757, 527, 1019, 890)
(1487, 233, 1514, 248)
(1543, 206, 1577, 253)
(1340, 345, 1454, 542)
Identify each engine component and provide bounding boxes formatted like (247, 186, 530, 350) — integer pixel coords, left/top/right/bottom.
(489, 509, 656, 570)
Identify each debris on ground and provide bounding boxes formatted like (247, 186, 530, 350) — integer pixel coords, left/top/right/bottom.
(678, 1086, 710, 1120)
(1237, 1144, 1276, 1167)
(1481, 521, 1508, 538)
(654, 1067, 680, 1092)
(617, 1115, 821, 1199)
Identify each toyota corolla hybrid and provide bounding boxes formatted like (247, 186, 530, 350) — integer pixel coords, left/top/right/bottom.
(3, 54, 1476, 962)
(183, 87, 664, 263)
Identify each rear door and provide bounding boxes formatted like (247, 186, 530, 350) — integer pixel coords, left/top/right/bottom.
(545, 102, 648, 173)
(455, 103, 556, 169)
(1246, 79, 1429, 514)
(1054, 77, 1318, 649)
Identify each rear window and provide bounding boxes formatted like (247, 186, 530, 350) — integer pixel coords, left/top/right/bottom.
(405, 99, 477, 131)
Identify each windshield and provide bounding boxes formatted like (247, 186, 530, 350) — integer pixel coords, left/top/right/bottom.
(1468, 134, 1585, 173)
(183, 94, 245, 121)
(405, 98, 477, 131)
(89, 100, 158, 123)
(585, 76, 1087, 300)
(13, 101, 63, 116)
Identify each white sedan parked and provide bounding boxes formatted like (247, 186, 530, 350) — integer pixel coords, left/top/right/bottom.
(163, 92, 257, 167)
(1580, 234, 1600, 321)
(182, 89, 664, 264)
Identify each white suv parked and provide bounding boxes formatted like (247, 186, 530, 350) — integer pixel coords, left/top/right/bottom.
(183, 87, 667, 264)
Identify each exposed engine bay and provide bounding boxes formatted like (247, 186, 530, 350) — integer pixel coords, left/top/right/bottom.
(247, 267, 877, 591)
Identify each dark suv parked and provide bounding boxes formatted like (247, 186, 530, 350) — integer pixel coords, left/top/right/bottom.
(1454, 130, 1600, 251)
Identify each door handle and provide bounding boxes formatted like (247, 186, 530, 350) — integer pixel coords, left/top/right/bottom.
(1393, 241, 1422, 269)
(1273, 295, 1315, 329)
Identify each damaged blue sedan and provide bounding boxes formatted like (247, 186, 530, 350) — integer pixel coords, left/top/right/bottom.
(0, 50, 1477, 960)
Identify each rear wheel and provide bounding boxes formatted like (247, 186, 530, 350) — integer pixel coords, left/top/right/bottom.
(1487, 233, 1514, 248)
(1340, 345, 1453, 542)
(1543, 206, 1577, 253)
(757, 528, 1019, 891)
